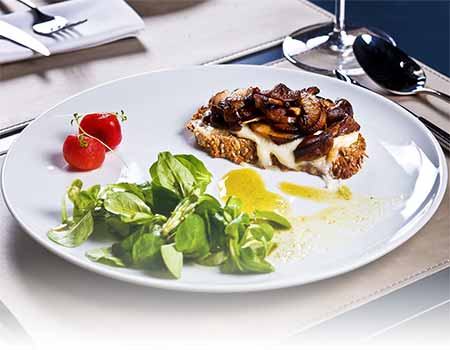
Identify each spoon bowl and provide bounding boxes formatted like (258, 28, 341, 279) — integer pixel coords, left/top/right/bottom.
(353, 34, 450, 102)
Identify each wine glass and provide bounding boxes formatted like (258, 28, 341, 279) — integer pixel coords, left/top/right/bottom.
(283, 0, 395, 76)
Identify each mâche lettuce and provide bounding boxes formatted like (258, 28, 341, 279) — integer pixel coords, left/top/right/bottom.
(48, 152, 291, 278)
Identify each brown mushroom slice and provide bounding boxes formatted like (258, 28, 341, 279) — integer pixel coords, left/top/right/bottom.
(297, 108, 327, 135)
(328, 115, 360, 137)
(263, 83, 301, 102)
(222, 111, 242, 131)
(271, 122, 299, 133)
(213, 88, 254, 112)
(327, 99, 354, 124)
(319, 98, 335, 110)
(237, 105, 259, 123)
(202, 108, 227, 129)
(294, 133, 334, 162)
(304, 86, 320, 95)
(211, 88, 257, 130)
(254, 94, 285, 110)
(297, 91, 327, 134)
(220, 89, 247, 111)
(264, 108, 297, 124)
(249, 122, 301, 145)
(288, 107, 302, 116)
(209, 90, 230, 107)
(335, 99, 353, 116)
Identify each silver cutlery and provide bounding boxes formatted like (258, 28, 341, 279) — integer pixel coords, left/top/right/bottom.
(353, 34, 450, 103)
(0, 120, 31, 156)
(17, 0, 87, 35)
(0, 20, 50, 56)
(335, 69, 450, 152)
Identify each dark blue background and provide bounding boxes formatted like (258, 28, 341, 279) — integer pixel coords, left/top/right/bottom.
(232, 0, 450, 76)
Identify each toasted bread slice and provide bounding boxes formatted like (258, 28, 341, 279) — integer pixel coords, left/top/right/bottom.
(186, 107, 366, 180)
(187, 84, 367, 181)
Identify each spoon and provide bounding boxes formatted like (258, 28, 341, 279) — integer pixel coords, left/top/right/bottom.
(353, 34, 450, 103)
(334, 69, 450, 152)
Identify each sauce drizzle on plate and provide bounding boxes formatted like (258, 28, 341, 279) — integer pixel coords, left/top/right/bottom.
(279, 181, 352, 203)
(218, 168, 288, 214)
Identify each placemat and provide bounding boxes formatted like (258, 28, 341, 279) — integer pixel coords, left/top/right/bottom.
(0, 0, 333, 130)
(0, 1, 449, 349)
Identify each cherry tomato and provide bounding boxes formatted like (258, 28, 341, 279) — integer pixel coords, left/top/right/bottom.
(63, 134, 105, 170)
(79, 113, 122, 150)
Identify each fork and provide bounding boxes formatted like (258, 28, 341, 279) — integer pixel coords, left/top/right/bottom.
(17, 0, 87, 35)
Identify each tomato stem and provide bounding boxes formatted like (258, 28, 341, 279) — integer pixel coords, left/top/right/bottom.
(78, 134, 89, 148)
(72, 113, 129, 169)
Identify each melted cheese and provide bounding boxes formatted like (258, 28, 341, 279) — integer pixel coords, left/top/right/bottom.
(235, 126, 302, 169)
(327, 131, 359, 162)
(234, 126, 359, 172)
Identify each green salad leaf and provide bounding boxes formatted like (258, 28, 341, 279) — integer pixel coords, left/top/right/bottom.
(225, 212, 250, 240)
(61, 195, 69, 224)
(112, 230, 144, 265)
(160, 195, 198, 237)
(48, 211, 94, 247)
(132, 234, 164, 268)
(86, 247, 125, 267)
(67, 180, 100, 222)
(223, 196, 243, 222)
(104, 192, 152, 218)
(220, 213, 278, 274)
(221, 232, 275, 274)
(104, 215, 130, 238)
(105, 182, 147, 202)
(174, 154, 212, 193)
(195, 194, 226, 252)
(48, 151, 292, 279)
(150, 152, 197, 197)
(161, 244, 183, 278)
(196, 251, 227, 267)
(175, 213, 210, 259)
(253, 210, 292, 230)
(150, 184, 181, 216)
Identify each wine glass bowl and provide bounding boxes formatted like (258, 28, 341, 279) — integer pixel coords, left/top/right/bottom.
(283, 0, 395, 76)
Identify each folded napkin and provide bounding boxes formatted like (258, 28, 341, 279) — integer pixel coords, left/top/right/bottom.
(0, 0, 145, 64)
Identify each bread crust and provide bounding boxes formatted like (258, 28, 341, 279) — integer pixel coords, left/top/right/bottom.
(186, 107, 366, 179)
(186, 107, 258, 165)
(331, 134, 366, 179)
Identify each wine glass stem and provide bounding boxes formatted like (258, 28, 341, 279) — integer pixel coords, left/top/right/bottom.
(334, 0, 346, 32)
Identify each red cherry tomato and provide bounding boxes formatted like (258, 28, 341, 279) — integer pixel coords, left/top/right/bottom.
(79, 113, 122, 150)
(63, 135, 105, 170)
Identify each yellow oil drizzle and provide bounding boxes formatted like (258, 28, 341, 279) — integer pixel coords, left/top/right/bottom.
(279, 181, 352, 203)
(218, 168, 289, 214)
(270, 192, 388, 263)
(218, 171, 393, 264)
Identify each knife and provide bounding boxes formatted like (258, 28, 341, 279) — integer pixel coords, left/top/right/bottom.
(0, 20, 50, 56)
(334, 70, 450, 152)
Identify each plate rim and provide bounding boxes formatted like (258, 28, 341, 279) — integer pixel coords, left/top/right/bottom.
(1, 64, 448, 293)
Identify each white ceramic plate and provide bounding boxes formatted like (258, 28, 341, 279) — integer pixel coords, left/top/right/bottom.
(2, 65, 447, 292)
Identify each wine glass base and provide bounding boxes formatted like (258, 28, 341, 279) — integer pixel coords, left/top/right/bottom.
(283, 22, 395, 76)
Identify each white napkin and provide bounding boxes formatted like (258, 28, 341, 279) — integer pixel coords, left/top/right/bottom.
(0, 0, 145, 64)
